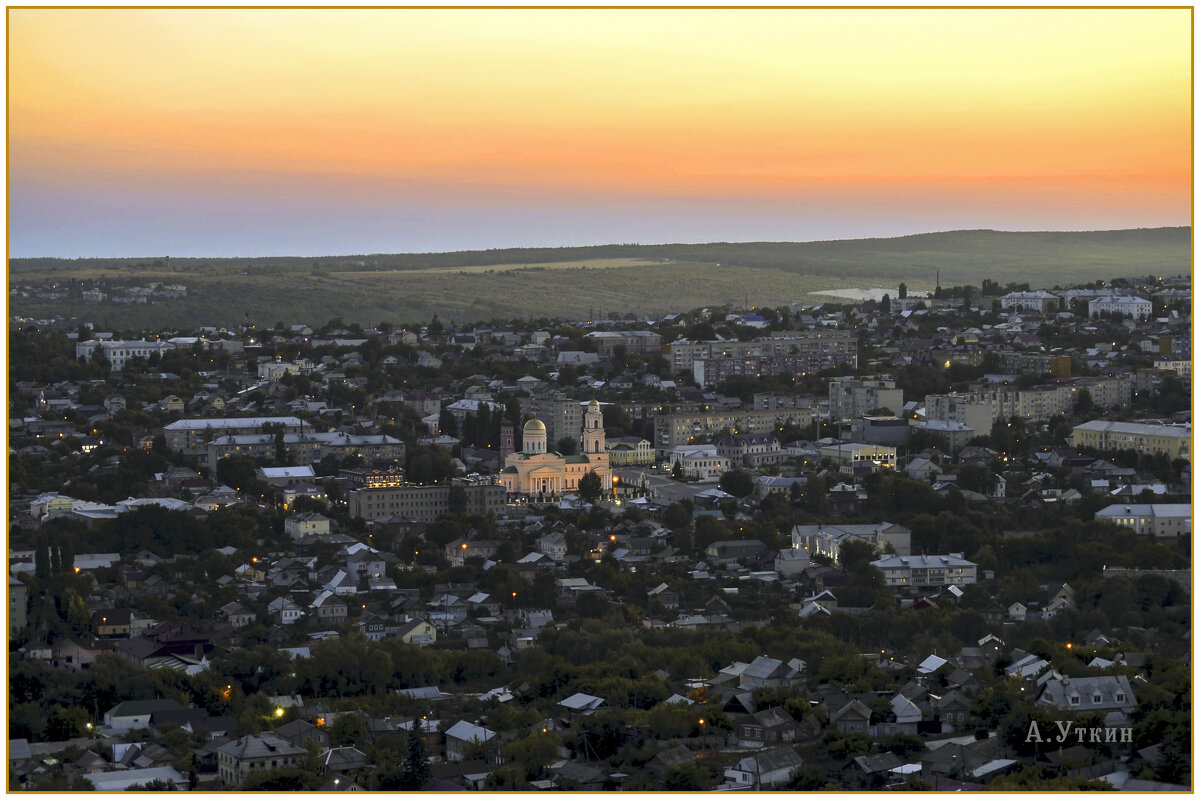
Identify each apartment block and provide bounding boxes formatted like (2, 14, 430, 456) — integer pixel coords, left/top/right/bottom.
(348, 481, 507, 523)
(828, 376, 904, 420)
(653, 407, 814, 459)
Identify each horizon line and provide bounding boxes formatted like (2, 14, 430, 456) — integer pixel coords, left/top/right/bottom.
(8, 224, 1191, 262)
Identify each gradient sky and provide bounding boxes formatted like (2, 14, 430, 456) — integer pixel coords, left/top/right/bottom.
(7, 8, 1192, 258)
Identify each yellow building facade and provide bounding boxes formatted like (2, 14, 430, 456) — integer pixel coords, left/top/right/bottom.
(499, 400, 612, 497)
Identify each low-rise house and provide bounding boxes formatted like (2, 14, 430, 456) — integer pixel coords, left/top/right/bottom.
(739, 655, 802, 690)
(1036, 675, 1137, 720)
(104, 698, 185, 732)
(831, 700, 872, 736)
(736, 707, 802, 748)
(646, 583, 679, 610)
(396, 617, 436, 645)
(268, 597, 304, 625)
(310, 591, 349, 625)
(724, 745, 804, 789)
(216, 734, 307, 787)
(285, 512, 333, 540)
(444, 721, 498, 763)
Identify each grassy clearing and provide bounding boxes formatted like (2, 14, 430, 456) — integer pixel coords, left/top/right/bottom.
(10, 228, 1187, 329)
(336, 257, 668, 279)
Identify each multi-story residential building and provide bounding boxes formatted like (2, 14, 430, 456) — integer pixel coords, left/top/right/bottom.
(1000, 291, 1059, 315)
(348, 480, 507, 523)
(585, 330, 663, 358)
(871, 554, 977, 588)
(205, 432, 404, 468)
(694, 352, 858, 389)
(753, 392, 820, 412)
(163, 416, 306, 453)
(664, 330, 856, 376)
(1094, 503, 1191, 537)
(653, 407, 815, 459)
(715, 433, 786, 468)
(924, 374, 1132, 429)
(1153, 358, 1192, 377)
(1088, 294, 1153, 319)
(9, 576, 27, 632)
(828, 376, 904, 420)
(1070, 420, 1190, 460)
(522, 392, 584, 448)
(995, 351, 1072, 377)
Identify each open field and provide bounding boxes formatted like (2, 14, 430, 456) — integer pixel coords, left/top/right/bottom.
(10, 227, 1189, 330)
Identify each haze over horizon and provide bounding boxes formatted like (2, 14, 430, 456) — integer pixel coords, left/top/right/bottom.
(9, 8, 1191, 259)
(8, 225, 1191, 263)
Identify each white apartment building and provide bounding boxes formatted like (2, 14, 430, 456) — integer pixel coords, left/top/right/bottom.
(1094, 503, 1191, 537)
(1088, 295, 1153, 319)
(871, 554, 977, 587)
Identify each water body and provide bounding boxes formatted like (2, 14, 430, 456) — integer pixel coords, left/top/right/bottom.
(809, 287, 922, 302)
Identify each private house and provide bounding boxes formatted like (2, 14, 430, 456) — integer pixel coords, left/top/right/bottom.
(646, 583, 680, 611)
(831, 700, 872, 735)
(114, 622, 213, 670)
(444, 721, 498, 763)
(396, 617, 436, 645)
(269, 597, 304, 625)
(705, 540, 766, 568)
(1036, 675, 1137, 719)
(310, 591, 349, 625)
(217, 601, 256, 629)
(736, 707, 801, 748)
(724, 745, 804, 789)
(738, 656, 802, 690)
(104, 699, 185, 732)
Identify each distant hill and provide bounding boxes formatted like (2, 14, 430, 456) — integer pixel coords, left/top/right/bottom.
(9, 227, 1190, 328)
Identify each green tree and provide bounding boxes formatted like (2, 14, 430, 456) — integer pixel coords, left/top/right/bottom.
(329, 714, 367, 748)
(399, 726, 432, 789)
(578, 470, 603, 504)
(718, 468, 754, 499)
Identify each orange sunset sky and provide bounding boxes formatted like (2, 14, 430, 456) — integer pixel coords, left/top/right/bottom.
(7, 7, 1192, 257)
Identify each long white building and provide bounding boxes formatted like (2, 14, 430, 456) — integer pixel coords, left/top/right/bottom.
(871, 554, 977, 588)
